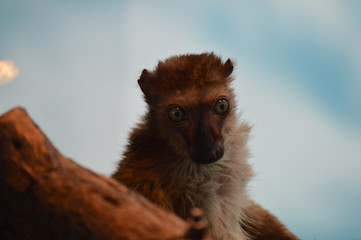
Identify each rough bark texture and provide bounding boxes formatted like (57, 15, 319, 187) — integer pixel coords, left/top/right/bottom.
(0, 107, 191, 240)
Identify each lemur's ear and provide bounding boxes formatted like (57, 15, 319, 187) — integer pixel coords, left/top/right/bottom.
(223, 58, 234, 77)
(137, 69, 153, 97)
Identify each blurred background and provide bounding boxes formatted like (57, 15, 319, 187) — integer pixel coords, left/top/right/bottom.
(1, 1, 360, 239)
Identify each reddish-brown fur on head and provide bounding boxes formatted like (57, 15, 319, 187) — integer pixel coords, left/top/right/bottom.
(138, 53, 234, 104)
(138, 53, 236, 164)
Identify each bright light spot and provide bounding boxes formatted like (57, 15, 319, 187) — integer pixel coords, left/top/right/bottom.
(0, 60, 19, 85)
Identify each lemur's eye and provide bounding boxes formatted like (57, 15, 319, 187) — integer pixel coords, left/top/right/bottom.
(214, 98, 229, 115)
(168, 106, 186, 122)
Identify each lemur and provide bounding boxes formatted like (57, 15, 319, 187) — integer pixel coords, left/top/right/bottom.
(112, 53, 299, 240)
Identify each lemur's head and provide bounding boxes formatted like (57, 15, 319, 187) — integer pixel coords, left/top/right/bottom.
(138, 53, 236, 164)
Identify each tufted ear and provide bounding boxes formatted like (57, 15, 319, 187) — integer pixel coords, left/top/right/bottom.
(137, 69, 153, 97)
(223, 58, 234, 77)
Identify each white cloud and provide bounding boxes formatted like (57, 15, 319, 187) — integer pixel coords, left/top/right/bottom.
(269, 0, 361, 87)
(121, 2, 214, 70)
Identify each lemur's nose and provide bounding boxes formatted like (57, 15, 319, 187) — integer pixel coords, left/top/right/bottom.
(201, 145, 223, 164)
(191, 144, 224, 164)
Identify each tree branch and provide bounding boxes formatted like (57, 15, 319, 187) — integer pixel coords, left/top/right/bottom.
(0, 107, 190, 240)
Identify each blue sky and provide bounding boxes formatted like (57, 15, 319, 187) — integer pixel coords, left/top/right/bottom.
(1, 1, 361, 239)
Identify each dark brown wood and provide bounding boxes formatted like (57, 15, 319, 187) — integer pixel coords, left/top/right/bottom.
(0, 107, 190, 240)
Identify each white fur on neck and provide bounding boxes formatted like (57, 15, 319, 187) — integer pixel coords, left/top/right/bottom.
(171, 120, 253, 240)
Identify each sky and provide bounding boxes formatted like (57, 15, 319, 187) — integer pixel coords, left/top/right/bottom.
(1, 1, 361, 239)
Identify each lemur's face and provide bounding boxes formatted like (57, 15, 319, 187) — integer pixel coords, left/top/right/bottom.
(137, 53, 235, 164)
(158, 86, 234, 164)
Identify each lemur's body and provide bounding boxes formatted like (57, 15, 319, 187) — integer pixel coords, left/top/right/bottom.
(113, 53, 298, 240)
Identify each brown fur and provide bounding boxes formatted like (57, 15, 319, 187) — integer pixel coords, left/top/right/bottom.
(112, 53, 299, 240)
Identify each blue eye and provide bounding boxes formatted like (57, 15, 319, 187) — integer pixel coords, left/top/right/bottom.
(215, 99, 229, 115)
(168, 106, 186, 122)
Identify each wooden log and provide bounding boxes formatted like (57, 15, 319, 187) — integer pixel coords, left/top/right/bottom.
(0, 107, 190, 240)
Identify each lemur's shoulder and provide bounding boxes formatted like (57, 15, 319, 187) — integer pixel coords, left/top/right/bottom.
(243, 202, 300, 240)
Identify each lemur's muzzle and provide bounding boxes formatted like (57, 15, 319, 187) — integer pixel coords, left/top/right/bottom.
(189, 141, 224, 164)
(187, 119, 224, 164)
